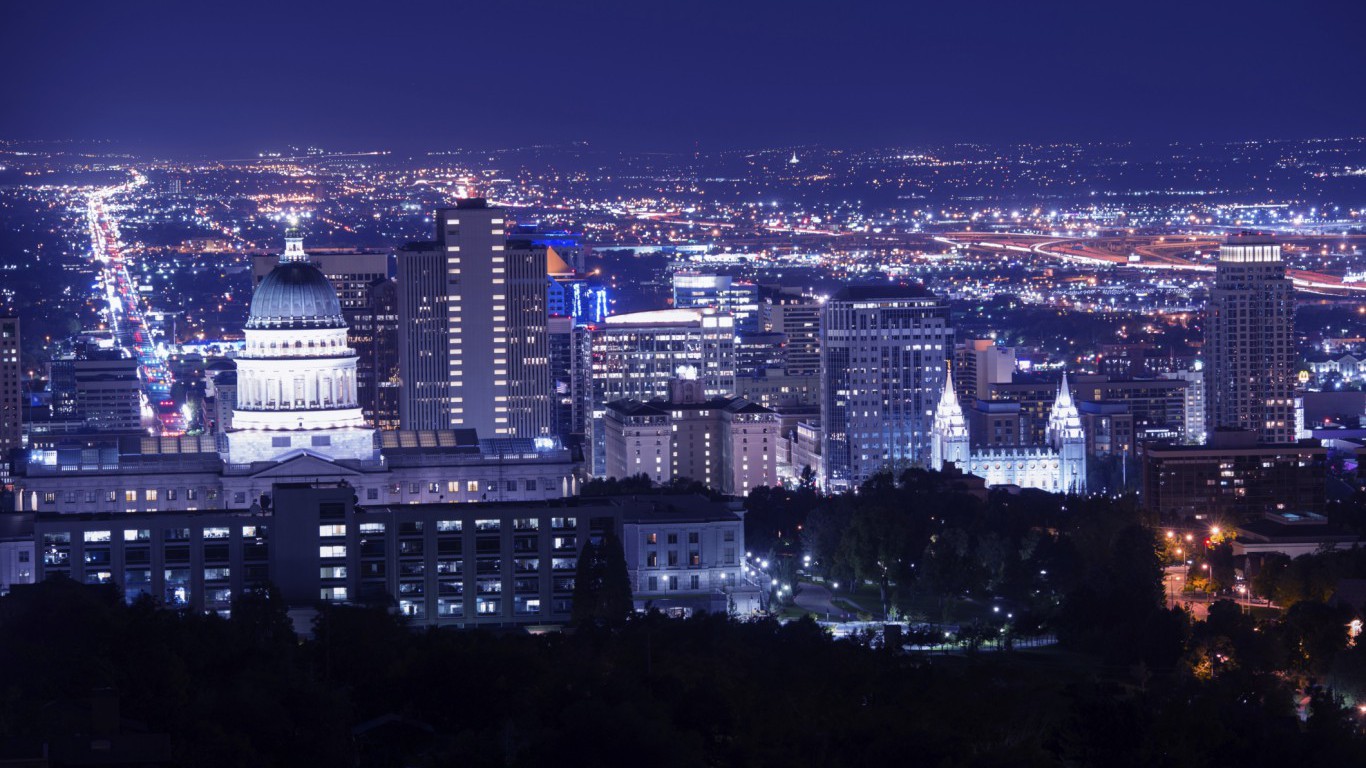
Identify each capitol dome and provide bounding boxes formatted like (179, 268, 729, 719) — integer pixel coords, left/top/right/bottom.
(245, 232, 346, 330)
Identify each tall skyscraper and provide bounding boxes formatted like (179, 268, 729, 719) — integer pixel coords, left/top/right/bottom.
(396, 200, 552, 438)
(360, 278, 401, 430)
(1204, 234, 1295, 443)
(821, 285, 953, 491)
(0, 317, 20, 480)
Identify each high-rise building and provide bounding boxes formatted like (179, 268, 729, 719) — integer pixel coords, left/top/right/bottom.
(759, 286, 821, 376)
(396, 201, 551, 438)
(547, 315, 577, 439)
(586, 309, 735, 476)
(821, 285, 953, 490)
(360, 278, 401, 430)
(0, 317, 20, 480)
(396, 237, 448, 431)
(1161, 364, 1207, 445)
(954, 339, 1016, 403)
(252, 247, 390, 428)
(1204, 234, 1296, 443)
(673, 274, 760, 331)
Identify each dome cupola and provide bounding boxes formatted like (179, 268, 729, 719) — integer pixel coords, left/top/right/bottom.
(245, 230, 346, 330)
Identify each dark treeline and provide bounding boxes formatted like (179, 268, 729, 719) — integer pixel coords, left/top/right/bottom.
(4, 578, 1366, 767)
(4, 468, 1366, 765)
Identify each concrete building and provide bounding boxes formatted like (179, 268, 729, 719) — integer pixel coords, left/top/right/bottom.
(954, 339, 1015, 403)
(821, 285, 953, 490)
(1141, 431, 1326, 522)
(586, 309, 735, 477)
(672, 273, 760, 332)
(11, 484, 756, 624)
(990, 375, 1187, 445)
(396, 201, 553, 438)
(1161, 364, 1207, 444)
(45, 349, 142, 434)
(0, 317, 20, 481)
(759, 286, 821, 376)
(1233, 511, 1360, 572)
(1205, 234, 1296, 443)
(603, 377, 778, 496)
(621, 496, 759, 615)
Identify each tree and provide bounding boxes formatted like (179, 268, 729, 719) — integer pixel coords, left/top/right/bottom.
(1252, 553, 1291, 602)
(572, 530, 634, 627)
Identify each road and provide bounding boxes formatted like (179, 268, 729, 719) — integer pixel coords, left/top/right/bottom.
(86, 174, 185, 435)
(940, 232, 1366, 296)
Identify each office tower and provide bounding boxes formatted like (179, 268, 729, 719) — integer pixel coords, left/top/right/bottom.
(673, 274, 760, 331)
(821, 285, 953, 490)
(586, 309, 736, 476)
(253, 246, 389, 428)
(396, 237, 448, 430)
(990, 375, 1187, 446)
(0, 317, 20, 479)
(736, 331, 786, 378)
(1161, 365, 1207, 444)
(45, 349, 142, 433)
(1204, 234, 1296, 443)
(548, 316, 576, 439)
(1142, 431, 1325, 521)
(362, 278, 401, 430)
(760, 287, 821, 376)
(954, 339, 1016, 403)
(396, 201, 552, 438)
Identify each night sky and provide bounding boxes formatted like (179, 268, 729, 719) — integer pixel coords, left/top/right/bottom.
(3, 0, 1363, 156)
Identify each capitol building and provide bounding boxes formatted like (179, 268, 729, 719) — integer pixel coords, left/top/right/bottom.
(14, 232, 578, 516)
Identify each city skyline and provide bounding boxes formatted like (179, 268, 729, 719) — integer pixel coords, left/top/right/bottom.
(3, 4, 1366, 763)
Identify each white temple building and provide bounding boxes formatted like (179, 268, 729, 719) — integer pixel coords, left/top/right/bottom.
(930, 371, 1087, 494)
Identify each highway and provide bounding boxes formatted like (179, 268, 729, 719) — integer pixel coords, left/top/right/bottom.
(940, 232, 1366, 296)
(85, 175, 185, 435)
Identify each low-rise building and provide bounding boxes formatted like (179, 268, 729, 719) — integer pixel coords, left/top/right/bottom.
(11, 483, 757, 626)
(1141, 431, 1326, 522)
(620, 495, 759, 615)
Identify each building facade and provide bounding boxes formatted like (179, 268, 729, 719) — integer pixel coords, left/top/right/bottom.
(586, 309, 736, 476)
(931, 371, 1087, 493)
(821, 285, 953, 490)
(1140, 432, 1326, 522)
(1204, 234, 1296, 443)
(0, 317, 20, 481)
(603, 378, 778, 496)
(396, 201, 552, 438)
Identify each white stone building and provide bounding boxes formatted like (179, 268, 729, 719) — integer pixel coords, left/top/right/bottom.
(931, 372, 1087, 494)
